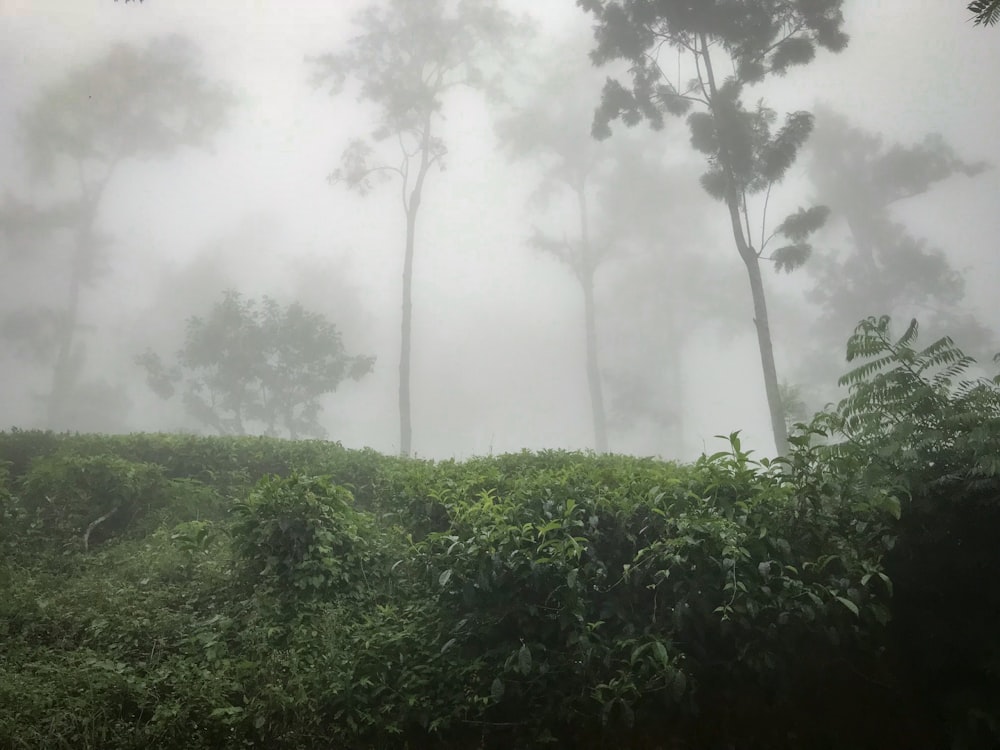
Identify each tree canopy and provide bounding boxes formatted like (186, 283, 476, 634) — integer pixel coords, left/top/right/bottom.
(137, 291, 374, 439)
(578, 0, 847, 456)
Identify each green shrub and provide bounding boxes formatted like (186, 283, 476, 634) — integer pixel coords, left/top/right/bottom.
(816, 316, 1000, 748)
(18, 453, 169, 553)
(231, 473, 395, 612)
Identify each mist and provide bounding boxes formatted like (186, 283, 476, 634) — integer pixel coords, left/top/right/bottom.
(2, 0, 998, 461)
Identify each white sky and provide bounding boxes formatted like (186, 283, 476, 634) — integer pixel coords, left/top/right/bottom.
(1, 0, 998, 459)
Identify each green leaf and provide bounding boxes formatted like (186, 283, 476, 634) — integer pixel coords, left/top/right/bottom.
(517, 643, 532, 675)
(835, 596, 859, 617)
(653, 640, 669, 668)
(490, 677, 505, 702)
(438, 569, 452, 587)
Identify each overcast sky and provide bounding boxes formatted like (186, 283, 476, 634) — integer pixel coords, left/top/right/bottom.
(1, 0, 997, 460)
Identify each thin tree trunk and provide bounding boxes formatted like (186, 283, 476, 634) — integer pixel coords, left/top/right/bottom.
(398, 114, 433, 458)
(664, 293, 685, 458)
(581, 270, 608, 454)
(47, 216, 93, 427)
(740, 245, 789, 456)
(399, 204, 416, 457)
(700, 35, 789, 456)
(576, 184, 608, 454)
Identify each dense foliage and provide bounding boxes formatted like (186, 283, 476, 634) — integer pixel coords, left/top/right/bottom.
(1, 318, 998, 747)
(137, 291, 374, 439)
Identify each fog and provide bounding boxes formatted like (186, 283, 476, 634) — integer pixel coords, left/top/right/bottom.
(1, 0, 998, 460)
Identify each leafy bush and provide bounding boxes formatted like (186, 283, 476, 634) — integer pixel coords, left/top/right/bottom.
(2, 329, 999, 748)
(231, 473, 396, 612)
(17, 453, 170, 553)
(812, 316, 1000, 748)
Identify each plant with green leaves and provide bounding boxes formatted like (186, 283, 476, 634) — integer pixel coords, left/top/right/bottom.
(577, 0, 847, 456)
(231, 474, 391, 612)
(828, 316, 1000, 484)
(803, 315, 1000, 748)
(17, 453, 169, 553)
(138, 290, 374, 439)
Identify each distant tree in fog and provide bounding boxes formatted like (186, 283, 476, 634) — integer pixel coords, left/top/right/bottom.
(0, 36, 232, 431)
(498, 49, 710, 456)
(310, 0, 522, 457)
(137, 291, 375, 440)
(796, 108, 992, 400)
(578, 0, 846, 456)
(497, 57, 616, 453)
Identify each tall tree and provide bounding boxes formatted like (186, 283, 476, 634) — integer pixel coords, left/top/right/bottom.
(311, 0, 520, 457)
(795, 107, 991, 397)
(137, 291, 375, 439)
(499, 51, 718, 456)
(497, 58, 618, 453)
(577, 0, 847, 456)
(0, 36, 232, 429)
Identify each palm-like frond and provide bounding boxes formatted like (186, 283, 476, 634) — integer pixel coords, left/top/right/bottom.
(969, 0, 1000, 26)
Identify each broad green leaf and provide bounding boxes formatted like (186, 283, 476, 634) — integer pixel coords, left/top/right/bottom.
(518, 643, 532, 675)
(835, 596, 859, 617)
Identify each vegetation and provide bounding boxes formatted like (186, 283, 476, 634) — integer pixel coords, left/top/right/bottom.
(311, 0, 522, 458)
(795, 108, 991, 405)
(0, 37, 232, 431)
(136, 291, 374, 440)
(969, 0, 1000, 25)
(578, 0, 846, 456)
(2, 318, 998, 748)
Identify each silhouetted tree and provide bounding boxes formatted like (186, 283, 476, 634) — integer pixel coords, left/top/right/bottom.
(578, 0, 847, 456)
(497, 56, 619, 453)
(137, 291, 374, 439)
(0, 36, 232, 429)
(311, 0, 521, 457)
(796, 108, 992, 399)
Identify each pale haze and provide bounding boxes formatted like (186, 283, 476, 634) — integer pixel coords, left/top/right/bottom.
(1, 0, 997, 460)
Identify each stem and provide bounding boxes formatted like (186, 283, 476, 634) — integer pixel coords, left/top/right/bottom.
(576, 181, 608, 454)
(699, 34, 789, 456)
(398, 109, 434, 457)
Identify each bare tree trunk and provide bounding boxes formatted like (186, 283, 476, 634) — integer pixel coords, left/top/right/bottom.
(739, 242, 789, 456)
(399, 204, 416, 457)
(700, 35, 789, 457)
(664, 293, 685, 458)
(576, 185, 608, 454)
(397, 114, 435, 458)
(581, 269, 608, 454)
(47, 217, 94, 428)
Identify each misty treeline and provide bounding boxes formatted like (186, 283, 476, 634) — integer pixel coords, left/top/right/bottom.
(0, 0, 994, 459)
(2, 316, 1000, 747)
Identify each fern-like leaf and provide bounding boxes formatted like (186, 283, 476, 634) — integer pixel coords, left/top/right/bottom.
(969, 0, 1000, 26)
